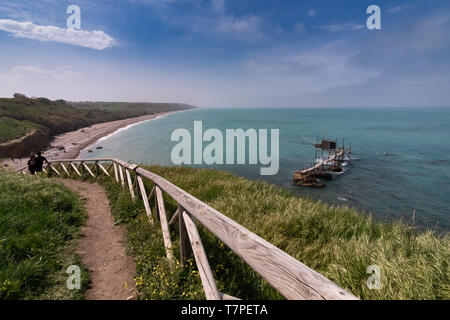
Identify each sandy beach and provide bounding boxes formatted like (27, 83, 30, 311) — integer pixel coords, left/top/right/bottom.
(1, 111, 176, 171)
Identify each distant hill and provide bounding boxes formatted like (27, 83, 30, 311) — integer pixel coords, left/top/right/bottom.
(0, 94, 195, 157)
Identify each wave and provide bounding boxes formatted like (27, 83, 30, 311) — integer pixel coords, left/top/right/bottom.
(97, 113, 171, 143)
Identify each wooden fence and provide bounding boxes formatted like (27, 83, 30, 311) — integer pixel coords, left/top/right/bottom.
(19, 158, 358, 300)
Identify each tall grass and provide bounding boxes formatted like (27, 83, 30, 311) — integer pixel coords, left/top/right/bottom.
(0, 172, 88, 299)
(98, 165, 449, 300)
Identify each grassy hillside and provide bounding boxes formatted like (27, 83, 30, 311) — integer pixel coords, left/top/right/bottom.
(72, 101, 195, 114)
(0, 117, 44, 144)
(0, 94, 194, 156)
(0, 171, 88, 299)
(98, 165, 449, 300)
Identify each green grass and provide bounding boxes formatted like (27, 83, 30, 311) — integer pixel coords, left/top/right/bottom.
(0, 171, 88, 299)
(0, 117, 44, 144)
(96, 165, 449, 300)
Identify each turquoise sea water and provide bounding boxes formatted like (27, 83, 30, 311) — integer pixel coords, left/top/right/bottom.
(79, 108, 450, 231)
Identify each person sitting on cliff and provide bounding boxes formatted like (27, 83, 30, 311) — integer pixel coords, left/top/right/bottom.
(34, 152, 49, 174)
(27, 152, 36, 175)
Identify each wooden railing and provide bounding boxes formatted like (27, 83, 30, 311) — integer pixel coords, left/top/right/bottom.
(18, 158, 358, 300)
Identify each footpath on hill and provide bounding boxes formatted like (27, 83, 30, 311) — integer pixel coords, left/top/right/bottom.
(58, 179, 136, 300)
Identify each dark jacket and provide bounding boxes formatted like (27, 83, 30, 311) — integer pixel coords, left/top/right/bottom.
(34, 156, 48, 172)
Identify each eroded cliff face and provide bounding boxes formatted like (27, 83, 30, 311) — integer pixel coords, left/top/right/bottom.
(0, 130, 50, 158)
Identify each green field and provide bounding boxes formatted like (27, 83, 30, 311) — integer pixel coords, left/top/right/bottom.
(0, 171, 88, 299)
(0, 117, 43, 144)
(99, 165, 449, 300)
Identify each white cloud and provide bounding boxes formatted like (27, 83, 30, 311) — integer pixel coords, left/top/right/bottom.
(212, 15, 263, 38)
(0, 19, 115, 50)
(244, 44, 381, 100)
(319, 23, 365, 32)
(294, 22, 306, 33)
(137, 0, 267, 42)
(387, 6, 409, 14)
(12, 65, 85, 80)
(211, 0, 225, 14)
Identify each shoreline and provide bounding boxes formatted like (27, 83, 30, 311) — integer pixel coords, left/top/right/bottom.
(77, 111, 177, 158)
(1, 110, 181, 171)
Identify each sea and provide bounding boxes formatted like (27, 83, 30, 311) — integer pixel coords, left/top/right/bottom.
(79, 108, 450, 232)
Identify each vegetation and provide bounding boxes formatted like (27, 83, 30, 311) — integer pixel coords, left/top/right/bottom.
(0, 117, 44, 144)
(97, 165, 448, 300)
(4, 163, 447, 300)
(72, 101, 194, 114)
(0, 94, 194, 155)
(0, 171, 88, 299)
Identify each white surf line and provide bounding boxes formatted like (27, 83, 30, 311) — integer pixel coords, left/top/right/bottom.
(76, 110, 189, 158)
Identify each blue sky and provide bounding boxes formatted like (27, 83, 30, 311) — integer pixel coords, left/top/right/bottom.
(0, 0, 449, 107)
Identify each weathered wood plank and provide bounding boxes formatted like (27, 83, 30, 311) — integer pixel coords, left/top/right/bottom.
(178, 208, 192, 269)
(69, 163, 81, 177)
(182, 211, 220, 300)
(49, 164, 61, 176)
(148, 185, 155, 202)
(169, 208, 180, 226)
(219, 292, 241, 300)
(137, 175, 154, 225)
(60, 163, 70, 176)
(113, 162, 119, 183)
(97, 163, 111, 177)
(300, 149, 345, 175)
(106, 162, 113, 173)
(82, 162, 95, 178)
(118, 164, 125, 187)
(125, 169, 135, 200)
(155, 186, 174, 263)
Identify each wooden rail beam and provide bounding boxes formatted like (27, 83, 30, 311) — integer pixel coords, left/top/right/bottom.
(182, 211, 220, 300)
(137, 175, 154, 225)
(69, 163, 82, 177)
(148, 186, 155, 202)
(113, 162, 119, 183)
(219, 292, 241, 300)
(82, 162, 95, 178)
(97, 162, 111, 177)
(178, 208, 192, 269)
(155, 186, 174, 263)
(125, 169, 135, 200)
(118, 165, 125, 187)
(60, 163, 70, 176)
(169, 207, 180, 226)
(49, 164, 61, 176)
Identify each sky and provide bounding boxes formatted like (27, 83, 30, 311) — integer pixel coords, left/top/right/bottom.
(0, 0, 449, 108)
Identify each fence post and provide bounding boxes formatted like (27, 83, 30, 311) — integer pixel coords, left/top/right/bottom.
(178, 207, 192, 270)
(155, 186, 174, 263)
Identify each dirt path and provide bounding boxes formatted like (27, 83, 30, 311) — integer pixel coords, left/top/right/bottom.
(59, 179, 136, 300)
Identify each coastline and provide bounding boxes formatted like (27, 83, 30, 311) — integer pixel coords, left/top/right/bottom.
(1, 110, 181, 171)
(77, 110, 179, 158)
